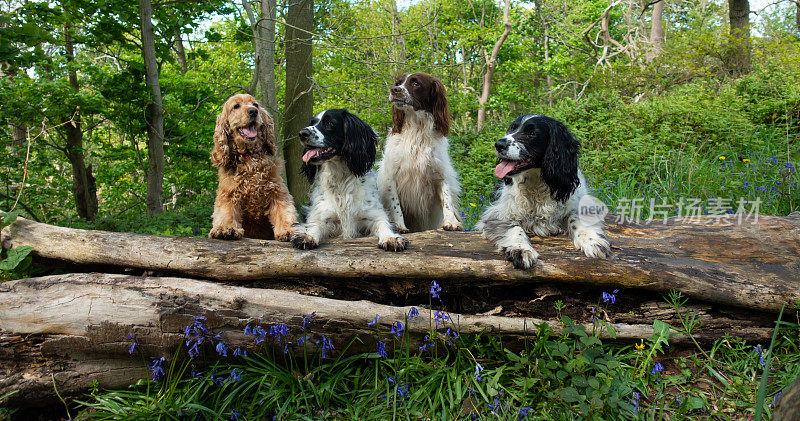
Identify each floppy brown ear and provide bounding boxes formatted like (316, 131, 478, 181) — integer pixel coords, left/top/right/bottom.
(431, 78, 450, 136)
(391, 106, 405, 135)
(258, 107, 276, 156)
(211, 111, 232, 168)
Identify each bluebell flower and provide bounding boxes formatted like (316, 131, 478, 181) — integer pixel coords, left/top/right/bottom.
(210, 369, 223, 385)
(126, 334, 137, 354)
(445, 328, 459, 344)
(418, 335, 435, 351)
(602, 289, 619, 304)
(229, 368, 242, 382)
(629, 391, 640, 412)
(430, 280, 442, 299)
(229, 408, 242, 420)
(190, 367, 203, 378)
(475, 363, 484, 382)
(297, 334, 311, 346)
(487, 390, 506, 412)
(367, 314, 381, 326)
(269, 324, 290, 342)
(434, 310, 449, 328)
(753, 345, 766, 367)
(148, 357, 166, 382)
(391, 321, 405, 338)
(319, 335, 334, 358)
(518, 407, 532, 420)
(651, 362, 664, 375)
(674, 394, 683, 406)
(233, 347, 247, 357)
(408, 307, 419, 320)
(302, 312, 316, 330)
(376, 340, 388, 359)
(215, 341, 228, 357)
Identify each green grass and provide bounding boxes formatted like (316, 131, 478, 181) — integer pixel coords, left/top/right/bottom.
(71, 292, 800, 420)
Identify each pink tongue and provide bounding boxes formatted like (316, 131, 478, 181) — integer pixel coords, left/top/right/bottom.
(241, 125, 257, 138)
(302, 148, 326, 163)
(495, 160, 518, 178)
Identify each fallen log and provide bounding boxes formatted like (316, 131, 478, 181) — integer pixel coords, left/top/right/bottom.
(2, 214, 800, 313)
(0, 273, 777, 408)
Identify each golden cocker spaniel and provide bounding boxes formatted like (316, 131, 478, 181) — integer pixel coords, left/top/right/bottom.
(209, 93, 298, 241)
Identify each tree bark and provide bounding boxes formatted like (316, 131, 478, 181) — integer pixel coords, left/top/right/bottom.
(0, 273, 779, 408)
(2, 214, 799, 314)
(390, 0, 406, 73)
(9, 123, 26, 148)
(773, 374, 800, 421)
(283, 0, 314, 205)
(647, 0, 665, 60)
(139, 0, 165, 216)
(476, 0, 511, 131)
(63, 23, 98, 221)
(173, 28, 188, 74)
(727, 0, 751, 75)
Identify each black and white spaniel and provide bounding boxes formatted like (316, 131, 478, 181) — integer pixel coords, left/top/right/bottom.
(376, 72, 463, 233)
(478, 114, 610, 269)
(291, 109, 408, 252)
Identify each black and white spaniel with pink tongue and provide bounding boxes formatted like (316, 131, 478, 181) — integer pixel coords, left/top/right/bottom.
(291, 109, 408, 252)
(477, 114, 610, 269)
(376, 72, 463, 233)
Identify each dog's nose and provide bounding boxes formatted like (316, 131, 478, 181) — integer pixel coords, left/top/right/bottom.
(495, 138, 509, 152)
(247, 108, 258, 118)
(390, 86, 402, 94)
(299, 128, 312, 140)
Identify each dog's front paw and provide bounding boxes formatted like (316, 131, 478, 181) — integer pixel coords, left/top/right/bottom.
(291, 232, 319, 250)
(395, 226, 410, 234)
(379, 235, 409, 252)
(502, 246, 538, 269)
(274, 227, 295, 242)
(441, 221, 463, 231)
(574, 231, 611, 259)
(209, 226, 244, 240)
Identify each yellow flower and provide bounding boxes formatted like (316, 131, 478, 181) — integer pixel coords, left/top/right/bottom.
(718, 156, 726, 161)
(743, 158, 751, 163)
(469, 203, 477, 207)
(635, 339, 645, 351)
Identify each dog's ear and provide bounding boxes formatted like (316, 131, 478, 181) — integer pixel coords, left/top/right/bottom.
(391, 106, 405, 135)
(541, 119, 580, 202)
(430, 78, 450, 136)
(258, 107, 276, 156)
(211, 110, 233, 168)
(342, 110, 377, 177)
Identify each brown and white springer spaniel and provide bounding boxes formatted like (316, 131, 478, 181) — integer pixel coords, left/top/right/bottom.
(376, 72, 463, 233)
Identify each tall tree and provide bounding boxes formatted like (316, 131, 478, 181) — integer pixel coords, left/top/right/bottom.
(173, 28, 188, 74)
(283, 0, 314, 205)
(476, 0, 511, 131)
(138, 0, 165, 215)
(242, 0, 280, 149)
(647, 0, 665, 60)
(727, 0, 751, 75)
(63, 21, 98, 220)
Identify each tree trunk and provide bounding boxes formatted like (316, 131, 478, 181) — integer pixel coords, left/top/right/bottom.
(173, 28, 188, 74)
(476, 0, 511, 131)
(647, 0, 665, 60)
(283, 0, 314, 205)
(390, 0, 406, 72)
(0, 273, 780, 408)
(3, 214, 799, 314)
(773, 374, 800, 421)
(139, 0, 165, 216)
(727, 0, 751, 75)
(63, 23, 98, 221)
(795, 0, 799, 33)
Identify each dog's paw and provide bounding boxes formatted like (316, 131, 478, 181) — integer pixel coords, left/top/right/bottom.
(441, 221, 463, 231)
(291, 232, 319, 250)
(209, 226, 244, 240)
(378, 235, 409, 252)
(274, 227, 295, 242)
(395, 226, 410, 234)
(502, 246, 539, 269)
(574, 231, 611, 259)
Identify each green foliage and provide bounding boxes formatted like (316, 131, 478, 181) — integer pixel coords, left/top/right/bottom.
(0, 211, 34, 280)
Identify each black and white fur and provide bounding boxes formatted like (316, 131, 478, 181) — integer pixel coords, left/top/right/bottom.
(292, 109, 408, 252)
(477, 114, 610, 269)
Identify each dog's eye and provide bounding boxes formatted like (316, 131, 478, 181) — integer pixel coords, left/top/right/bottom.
(412, 81, 420, 87)
(253, 103, 259, 108)
(233, 104, 240, 109)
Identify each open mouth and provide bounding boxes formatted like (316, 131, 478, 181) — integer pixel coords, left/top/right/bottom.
(389, 95, 410, 106)
(494, 159, 535, 178)
(237, 124, 258, 141)
(302, 147, 337, 163)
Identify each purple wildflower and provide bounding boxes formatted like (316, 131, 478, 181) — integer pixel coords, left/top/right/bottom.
(518, 407, 532, 420)
(408, 307, 419, 320)
(391, 321, 405, 338)
(434, 310, 450, 328)
(754, 345, 766, 367)
(229, 409, 242, 420)
(319, 335, 335, 359)
(215, 341, 228, 357)
(229, 368, 242, 382)
(126, 334, 137, 354)
(602, 289, 619, 304)
(430, 280, 442, 299)
(475, 363, 484, 382)
(418, 335, 435, 351)
(297, 334, 311, 346)
(302, 312, 316, 330)
(367, 314, 381, 327)
(148, 357, 166, 382)
(629, 391, 640, 412)
(376, 340, 388, 359)
(269, 324, 290, 342)
(651, 362, 664, 375)
(233, 347, 247, 357)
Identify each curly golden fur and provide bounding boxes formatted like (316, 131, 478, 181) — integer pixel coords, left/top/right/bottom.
(209, 94, 298, 241)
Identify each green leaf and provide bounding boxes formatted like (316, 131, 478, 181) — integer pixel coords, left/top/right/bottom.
(559, 386, 583, 403)
(0, 246, 34, 271)
(2, 211, 20, 228)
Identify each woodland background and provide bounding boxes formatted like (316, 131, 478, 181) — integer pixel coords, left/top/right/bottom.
(0, 0, 798, 234)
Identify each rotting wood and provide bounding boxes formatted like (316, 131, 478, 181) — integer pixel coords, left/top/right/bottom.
(2, 214, 799, 313)
(0, 273, 777, 408)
